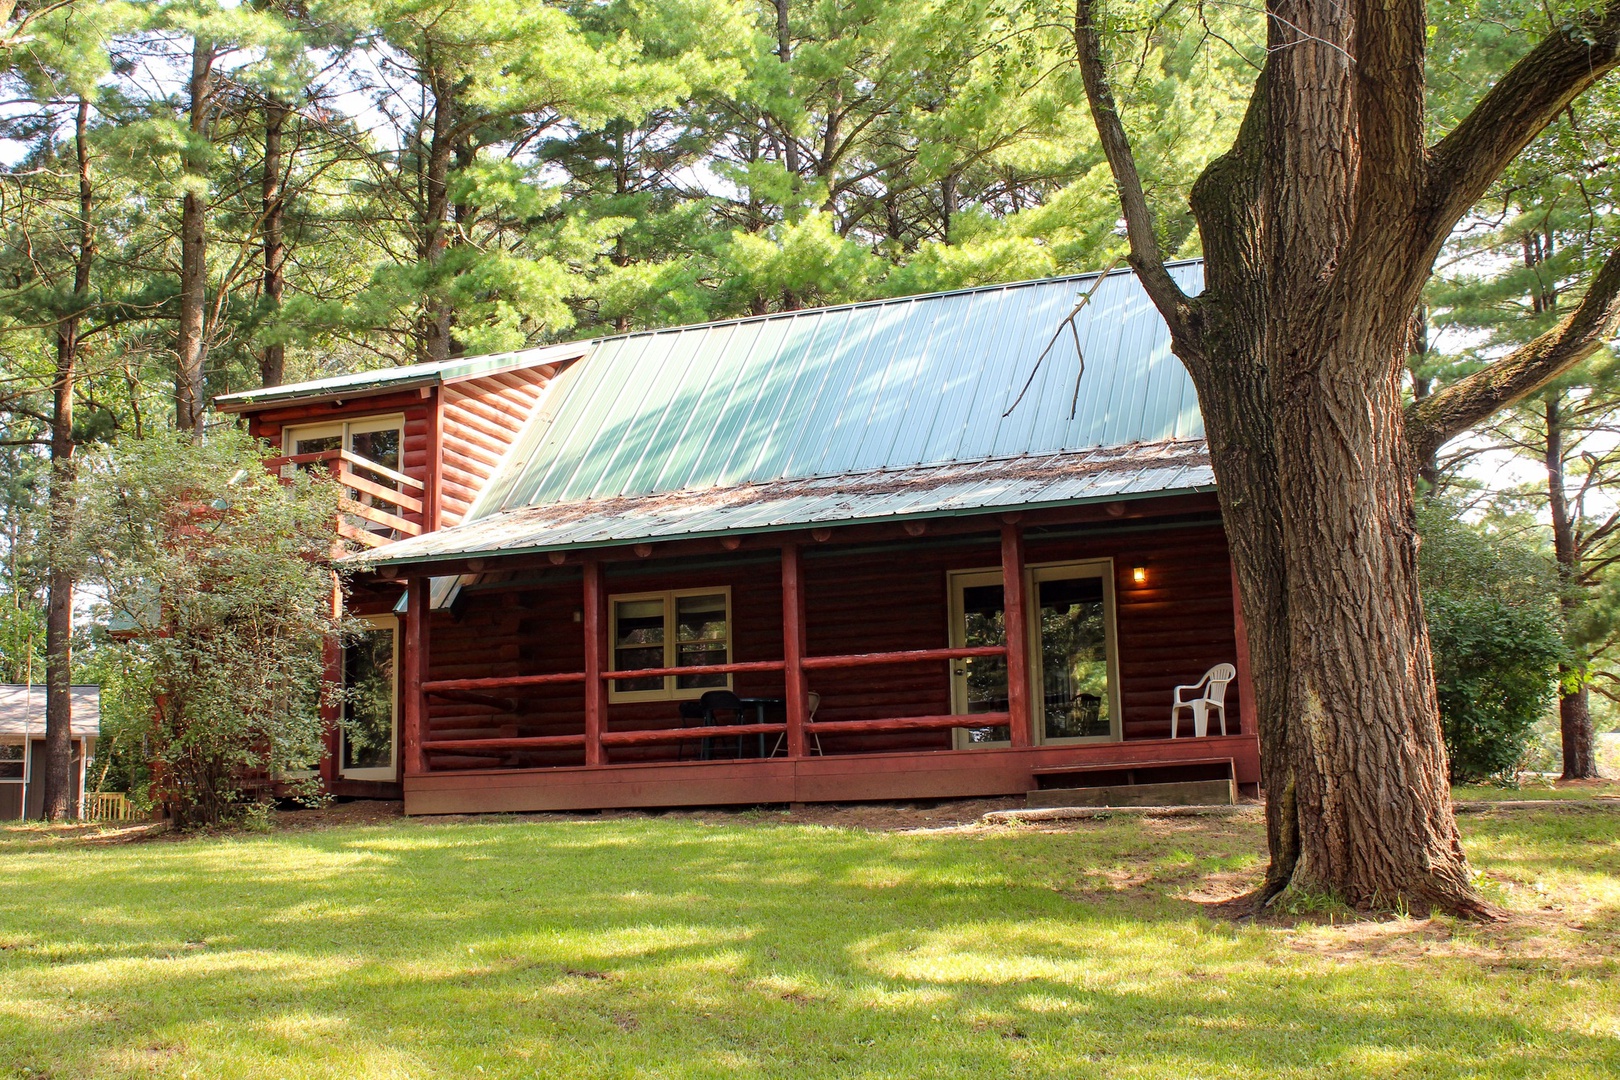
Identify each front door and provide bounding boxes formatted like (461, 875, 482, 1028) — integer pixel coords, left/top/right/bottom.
(948, 571, 1010, 744)
(341, 618, 399, 781)
(949, 561, 1119, 746)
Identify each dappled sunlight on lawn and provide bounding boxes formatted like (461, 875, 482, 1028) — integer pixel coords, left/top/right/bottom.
(1, 811, 1617, 1077)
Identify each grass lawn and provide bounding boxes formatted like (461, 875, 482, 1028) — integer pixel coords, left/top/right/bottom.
(1, 803, 1617, 1079)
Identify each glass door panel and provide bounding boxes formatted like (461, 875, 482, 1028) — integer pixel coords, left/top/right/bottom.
(1035, 573, 1112, 740)
(950, 573, 1009, 744)
(342, 623, 397, 778)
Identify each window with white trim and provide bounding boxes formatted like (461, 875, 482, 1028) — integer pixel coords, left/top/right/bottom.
(609, 588, 732, 702)
(0, 741, 22, 781)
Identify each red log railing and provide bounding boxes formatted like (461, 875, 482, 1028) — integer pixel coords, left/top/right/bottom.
(407, 533, 1032, 772)
(264, 448, 426, 548)
(415, 645, 1007, 763)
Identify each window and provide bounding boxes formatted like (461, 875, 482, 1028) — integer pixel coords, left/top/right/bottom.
(341, 616, 398, 780)
(284, 416, 407, 538)
(0, 742, 22, 781)
(609, 589, 731, 701)
(284, 415, 404, 472)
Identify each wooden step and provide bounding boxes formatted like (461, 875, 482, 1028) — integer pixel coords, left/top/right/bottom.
(1025, 778, 1236, 809)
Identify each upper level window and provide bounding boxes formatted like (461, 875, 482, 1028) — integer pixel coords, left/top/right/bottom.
(609, 588, 731, 702)
(284, 416, 407, 540)
(283, 416, 403, 477)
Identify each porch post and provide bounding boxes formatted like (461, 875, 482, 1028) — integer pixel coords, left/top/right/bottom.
(1000, 524, 1032, 747)
(402, 575, 429, 776)
(319, 574, 342, 786)
(1230, 560, 1258, 736)
(781, 544, 808, 758)
(581, 558, 608, 765)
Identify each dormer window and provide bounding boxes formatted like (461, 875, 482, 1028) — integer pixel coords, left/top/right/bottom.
(283, 415, 416, 544)
(283, 416, 403, 476)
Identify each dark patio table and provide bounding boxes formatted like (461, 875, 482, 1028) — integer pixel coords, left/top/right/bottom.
(736, 697, 786, 758)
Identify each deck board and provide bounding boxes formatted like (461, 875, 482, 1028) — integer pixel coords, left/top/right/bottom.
(403, 734, 1260, 814)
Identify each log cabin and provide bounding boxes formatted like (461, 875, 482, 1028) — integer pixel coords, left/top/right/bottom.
(215, 260, 1261, 814)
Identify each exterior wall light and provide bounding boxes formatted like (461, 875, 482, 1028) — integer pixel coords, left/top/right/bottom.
(1132, 564, 1147, 585)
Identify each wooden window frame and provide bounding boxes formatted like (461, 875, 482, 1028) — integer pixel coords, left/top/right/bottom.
(608, 587, 733, 703)
(948, 559, 1121, 748)
(339, 614, 400, 781)
(283, 414, 405, 464)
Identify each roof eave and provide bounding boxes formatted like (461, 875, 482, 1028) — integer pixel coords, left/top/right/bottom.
(343, 484, 1216, 572)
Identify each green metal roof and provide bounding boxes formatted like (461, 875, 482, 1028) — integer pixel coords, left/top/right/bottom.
(474, 261, 1204, 515)
(213, 341, 588, 412)
(351, 262, 1210, 568)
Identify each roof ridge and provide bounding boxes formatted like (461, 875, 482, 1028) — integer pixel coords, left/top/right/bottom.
(582, 259, 1205, 347)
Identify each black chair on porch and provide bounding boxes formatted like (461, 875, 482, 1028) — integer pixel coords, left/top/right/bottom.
(677, 690, 750, 760)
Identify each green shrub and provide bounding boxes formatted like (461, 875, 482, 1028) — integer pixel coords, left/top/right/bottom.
(1419, 504, 1565, 783)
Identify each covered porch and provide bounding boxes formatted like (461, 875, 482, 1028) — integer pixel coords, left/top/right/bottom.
(373, 495, 1261, 815)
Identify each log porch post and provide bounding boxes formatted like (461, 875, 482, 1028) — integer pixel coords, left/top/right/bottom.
(781, 544, 808, 758)
(402, 575, 429, 776)
(1230, 560, 1258, 736)
(1000, 523, 1032, 747)
(582, 559, 608, 766)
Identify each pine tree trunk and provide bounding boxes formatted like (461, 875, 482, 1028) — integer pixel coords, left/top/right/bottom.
(419, 73, 455, 364)
(259, 97, 287, 388)
(176, 37, 214, 433)
(1543, 364, 1598, 781)
(43, 100, 92, 823)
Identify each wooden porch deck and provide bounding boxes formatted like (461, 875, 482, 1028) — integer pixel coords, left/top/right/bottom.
(403, 733, 1260, 814)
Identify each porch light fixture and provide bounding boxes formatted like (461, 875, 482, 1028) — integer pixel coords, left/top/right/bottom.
(1132, 564, 1147, 585)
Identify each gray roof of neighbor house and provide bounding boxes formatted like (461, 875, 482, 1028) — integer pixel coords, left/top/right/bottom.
(348, 261, 1212, 567)
(0, 684, 100, 738)
(213, 341, 589, 412)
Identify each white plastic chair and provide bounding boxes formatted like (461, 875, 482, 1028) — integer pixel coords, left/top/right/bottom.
(771, 692, 823, 756)
(1171, 664, 1236, 737)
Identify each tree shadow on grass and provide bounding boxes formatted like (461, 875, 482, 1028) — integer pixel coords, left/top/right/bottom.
(0, 815, 1616, 1078)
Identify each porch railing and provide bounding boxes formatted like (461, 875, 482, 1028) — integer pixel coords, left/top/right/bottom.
(400, 528, 1039, 772)
(417, 646, 1009, 761)
(263, 448, 426, 548)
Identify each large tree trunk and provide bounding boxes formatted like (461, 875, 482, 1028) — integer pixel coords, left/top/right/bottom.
(259, 96, 287, 388)
(1075, 0, 1620, 914)
(176, 37, 215, 433)
(42, 100, 93, 822)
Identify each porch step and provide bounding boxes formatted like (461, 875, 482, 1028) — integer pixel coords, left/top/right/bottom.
(1025, 778, 1236, 809)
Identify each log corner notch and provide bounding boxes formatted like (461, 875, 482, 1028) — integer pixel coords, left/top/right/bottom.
(1406, 245, 1620, 471)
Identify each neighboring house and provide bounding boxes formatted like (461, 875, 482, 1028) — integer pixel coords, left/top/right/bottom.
(216, 261, 1260, 814)
(0, 684, 98, 820)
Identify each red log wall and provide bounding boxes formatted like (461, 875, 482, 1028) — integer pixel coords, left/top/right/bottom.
(438, 368, 553, 526)
(416, 522, 1242, 772)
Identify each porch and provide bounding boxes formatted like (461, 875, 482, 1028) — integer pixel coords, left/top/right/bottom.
(379, 502, 1262, 815)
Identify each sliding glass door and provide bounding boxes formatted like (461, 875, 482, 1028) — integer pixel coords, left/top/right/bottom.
(949, 560, 1119, 747)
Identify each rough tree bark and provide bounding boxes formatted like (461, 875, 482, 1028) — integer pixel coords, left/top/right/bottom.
(43, 99, 93, 822)
(259, 96, 287, 388)
(176, 36, 216, 434)
(1074, 0, 1620, 913)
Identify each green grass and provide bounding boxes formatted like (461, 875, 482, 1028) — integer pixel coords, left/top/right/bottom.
(1453, 778, 1620, 801)
(2, 806, 1618, 1079)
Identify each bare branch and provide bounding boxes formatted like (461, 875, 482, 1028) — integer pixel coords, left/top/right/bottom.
(1407, 246, 1620, 465)
(1072, 0, 1196, 344)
